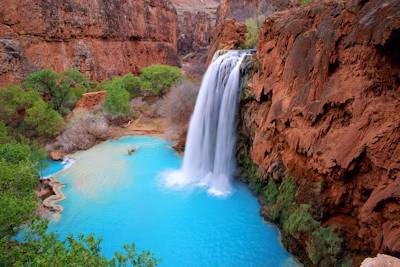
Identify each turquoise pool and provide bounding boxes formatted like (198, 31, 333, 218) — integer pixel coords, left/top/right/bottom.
(48, 136, 297, 267)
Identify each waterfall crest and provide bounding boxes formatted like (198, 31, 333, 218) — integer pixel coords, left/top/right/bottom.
(165, 50, 251, 196)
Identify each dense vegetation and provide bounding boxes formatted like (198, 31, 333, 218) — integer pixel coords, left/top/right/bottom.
(241, 16, 265, 49)
(236, 148, 346, 266)
(0, 64, 183, 266)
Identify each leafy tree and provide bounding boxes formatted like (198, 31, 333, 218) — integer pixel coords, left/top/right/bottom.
(24, 100, 65, 138)
(113, 73, 143, 98)
(23, 69, 88, 115)
(0, 220, 159, 266)
(104, 83, 131, 119)
(0, 142, 38, 237)
(0, 85, 40, 128)
(140, 65, 182, 95)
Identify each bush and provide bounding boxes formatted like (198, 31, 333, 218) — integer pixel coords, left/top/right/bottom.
(23, 69, 88, 115)
(104, 83, 131, 119)
(242, 16, 265, 49)
(0, 220, 159, 266)
(140, 65, 182, 95)
(113, 73, 143, 98)
(0, 85, 64, 139)
(0, 142, 38, 237)
(55, 111, 109, 153)
(0, 122, 13, 144)
(306, 227, 342, 265)
(283, 204, 319, 235)
(158, 80, 199, 127)
(24, 100, 65, 138)
(0, 85, 40, 128)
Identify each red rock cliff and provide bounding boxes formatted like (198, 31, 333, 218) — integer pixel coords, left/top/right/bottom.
(238, 0, 400, 263)
(218, 0, 296, 22)
(0, 0, 179, 85)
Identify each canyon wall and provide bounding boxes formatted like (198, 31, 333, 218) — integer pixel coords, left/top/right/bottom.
(237, 0, 399, 264)
(217, 0, 296, 22)
(0, 0, 179, 85)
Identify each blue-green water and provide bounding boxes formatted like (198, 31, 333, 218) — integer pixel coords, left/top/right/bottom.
(40, 159, 65, 178)
(49, 136, 297, 267)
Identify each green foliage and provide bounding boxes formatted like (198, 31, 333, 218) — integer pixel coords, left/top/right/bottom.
(242, 16, 265, 49)
(113, 73, 143, 98)
(283, 204, 319, 235)
(0, 220, 159, 266)
(264, 179, 279, 205)
(300, 0, 311, 5)
(104, 83, 131, 119)
(0, 85, 40, 128)
(25, 100, 65, 138)
(140, 65, 182, 95)
(0, 85, 64, 139)
(0, 142, 38, 237)
(0, 122, 13, 144)
(306, 227, 342, 265)
(23, 69, 88, 115)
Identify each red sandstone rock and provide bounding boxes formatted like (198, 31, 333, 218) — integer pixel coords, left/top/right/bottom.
(0, 0, 179, 85)
(74, 91, 106, 110)
(218, 0, 297, 22)
(207, 19, 247, 64)
(360, 254, 400, 267)
(239, 0, 400, 261)
(49, 150, 65, 161)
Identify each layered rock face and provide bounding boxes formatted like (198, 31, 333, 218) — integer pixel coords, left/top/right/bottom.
(238, 0, 400, 262)
(0, 0, 179, 85)
(207, 19, 247, 63)
(170, 0, 219, 55)
(217, 0, 296, 22)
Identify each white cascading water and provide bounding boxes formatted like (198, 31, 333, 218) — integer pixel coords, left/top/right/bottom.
(165, 50, 251, 196)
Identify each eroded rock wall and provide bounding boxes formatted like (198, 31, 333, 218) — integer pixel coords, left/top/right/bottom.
(239, 0, 400, 263)
(217, 0, 296, 22)
(0, 0, 179, 85)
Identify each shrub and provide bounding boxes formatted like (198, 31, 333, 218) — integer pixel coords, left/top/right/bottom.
(0, 220, 159, 266)
(104, 83, 131, 119)
(306, 227, 342, 265)
(158, 80, 199, 127)
(0, 85, 40, 128)
(24, 100, 65, 138)
(113, 73, 143, 98)
(242, 16, 265, 49)
(0, 122, 13, 144)
(0, 142, 38, 237)
(23, 69, 88, 115)
(0, 85, 64, 139)
(55, 111, 109, 153)
(264, 179, 279, 205)
(283, 204, 319, 235)
(140, 65, 182, 95)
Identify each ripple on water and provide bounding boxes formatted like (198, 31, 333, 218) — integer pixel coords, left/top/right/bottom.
(48, 136, 299, 267)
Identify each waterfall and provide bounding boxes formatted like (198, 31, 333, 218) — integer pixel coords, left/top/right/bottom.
(165, 50, 251, 196)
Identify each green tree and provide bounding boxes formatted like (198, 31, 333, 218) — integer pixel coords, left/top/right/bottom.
(0, 142, 38, 237)
(140, 65, 182, 95)
(24, 100, 65, 138)
(23, 69, 88, 115)
(113, 73, 143, 98)
(104, 83, 131, 119)
(0, 85, 40, 128)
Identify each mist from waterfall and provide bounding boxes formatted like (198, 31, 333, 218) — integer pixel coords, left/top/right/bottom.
(165, 50, 251, 196)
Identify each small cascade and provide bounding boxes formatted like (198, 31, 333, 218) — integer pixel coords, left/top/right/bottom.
(165, 50, 252, 196)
